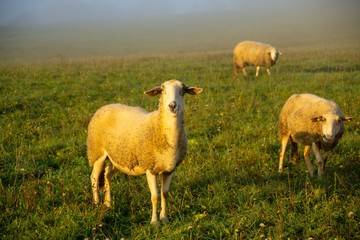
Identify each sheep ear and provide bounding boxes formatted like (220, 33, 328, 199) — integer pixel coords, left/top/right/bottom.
(340, 116, 353, 122)
(311, 116, 325, 122)
(184, 86, 203, 95)
(144, 86, 162, 97)
(278, 51, 282, 55)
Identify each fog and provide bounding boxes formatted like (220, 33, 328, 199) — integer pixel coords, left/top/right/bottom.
(0, 0, 359, 60)
(1, 0, 358, 26)
(0, 0, 305, 25)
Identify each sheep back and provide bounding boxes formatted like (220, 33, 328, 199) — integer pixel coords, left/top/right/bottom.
(87, 103, 187, 174)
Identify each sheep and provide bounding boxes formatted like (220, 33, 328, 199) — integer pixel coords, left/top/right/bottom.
(233, 40, 281, 77)
(87, 80, 202, 225)
(278, 93, 353, 177)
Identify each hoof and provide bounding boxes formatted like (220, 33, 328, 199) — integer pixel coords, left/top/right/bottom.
(161, 217, 169, 225)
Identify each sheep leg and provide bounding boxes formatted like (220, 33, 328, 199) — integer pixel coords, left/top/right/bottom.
(266, 68, 271, 75)
(160, 172, 174, 224)
(304, 145, 313, 177)
(255, 66, 260, 77)
(290, 140, 298, 164)
(312, 143, 324, 177)
(322, 151, 329, 171)
(234, 62, 239, 75)
(90, 153, 107, 205)
(146, 170, 159, 225)
(242, 67, 248, 76)
(104, 163, 118, 208)
(279, 134, 290, 172)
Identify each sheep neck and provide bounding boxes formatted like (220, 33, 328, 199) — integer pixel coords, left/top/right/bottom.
(156, 98, 184, 149)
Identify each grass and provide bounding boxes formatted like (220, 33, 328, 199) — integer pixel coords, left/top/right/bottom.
(0, 48, 359, 239)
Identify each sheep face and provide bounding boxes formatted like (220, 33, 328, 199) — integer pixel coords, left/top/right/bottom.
(268, 48, 281, 63)
(145, 80, 203, 117)
(311, 113, 352, 143)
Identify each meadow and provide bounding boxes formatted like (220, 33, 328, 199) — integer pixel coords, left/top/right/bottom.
(0, 46, 359, 239)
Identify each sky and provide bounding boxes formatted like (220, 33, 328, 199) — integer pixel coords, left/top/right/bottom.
(2, 0, 238, 25)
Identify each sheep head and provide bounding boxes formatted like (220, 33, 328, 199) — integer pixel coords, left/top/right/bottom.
(311, 113, 353, 143)
(144, 80, 202, 117)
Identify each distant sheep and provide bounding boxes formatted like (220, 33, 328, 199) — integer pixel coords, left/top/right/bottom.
(278, 93, 352, 177)
(233, 40, 281, 77)
(87, 80, 203, 225)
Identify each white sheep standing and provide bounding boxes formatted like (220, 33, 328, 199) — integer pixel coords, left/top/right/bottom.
(87, 80, 203, 225)
(233, 40, 281, 77)
(278, 93, 352, 177)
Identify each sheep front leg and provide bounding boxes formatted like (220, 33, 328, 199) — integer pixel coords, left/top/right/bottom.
(304, 145, 313, 177)
(146, 170, 159, 225)
(322, 151, 329, 171)
(255, 66, 260, 77)
(160, 172, 174, 224)
(242, 67, 248, 76)
(90, 154, 107, 205)
(312, 142, 324, 177)
(234, 62, 239, 75)
(266, 68, 271, 75)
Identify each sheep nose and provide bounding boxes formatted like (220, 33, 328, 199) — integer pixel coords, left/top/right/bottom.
(324, 134, 335, 142)
(168, 101, 176, 111)
(328, 134, 334, 140)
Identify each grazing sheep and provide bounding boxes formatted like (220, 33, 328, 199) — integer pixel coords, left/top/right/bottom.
(87, 80, 203, 225)
(233, 40, 281, 77)
(278, 93, 352, 177)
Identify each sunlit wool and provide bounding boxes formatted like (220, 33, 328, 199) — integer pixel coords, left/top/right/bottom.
(87, 80, 202, 225)
(233, 40, 281, 77)
(278, 93, 352, 177)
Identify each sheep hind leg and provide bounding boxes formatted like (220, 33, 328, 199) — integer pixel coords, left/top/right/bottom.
(290, 139, 298, 165)
(304, 145, 313, 177)
(104, 163, 118, 208)
(146, 170, 159, 225)
(160, 172, 174, 224)
(279, 133, 290, 172)
(90, 153, 107, 205)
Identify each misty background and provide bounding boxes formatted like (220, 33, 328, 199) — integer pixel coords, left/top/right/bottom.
(0, 0, 359, 61)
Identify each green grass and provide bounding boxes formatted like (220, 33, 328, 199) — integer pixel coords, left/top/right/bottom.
(0, 49, 359, 239)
